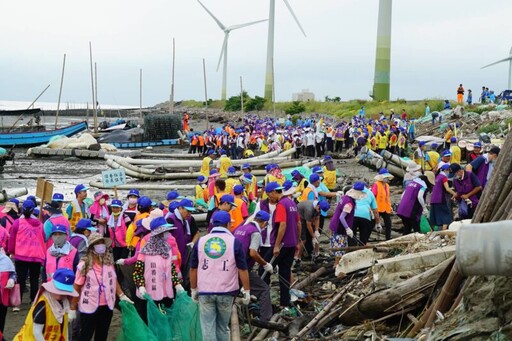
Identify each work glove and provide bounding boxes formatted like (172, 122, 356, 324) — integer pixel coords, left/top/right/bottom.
(375, 223, 383, 233)
(5, 279, 15, 289)
(191, 288, 199, 303)
(68, 310, 77, 321)
(136, 286, 147, 300)
(119, 293, 134, 304)
(263, 262, 273, 273)
(312, 238, 320, 246)
(345, 228, 354, 238)
(422, 208, 429, 217)
(314, 230, 321, 239)
(175, 284, 185, 294)
(242, 290, 251, 305)
(186, 242, 195, 249)
(115, 259, 125, 265)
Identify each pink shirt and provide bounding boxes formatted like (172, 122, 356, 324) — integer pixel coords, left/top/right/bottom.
(75, 262, 108, 306)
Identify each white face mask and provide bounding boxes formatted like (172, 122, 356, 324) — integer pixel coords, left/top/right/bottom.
(94, 244, 107, 255)
(128, 198, 138, 205)
(52, 234, 67, 248)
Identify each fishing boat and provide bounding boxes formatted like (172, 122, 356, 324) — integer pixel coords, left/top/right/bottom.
(0, 121, 88, 147)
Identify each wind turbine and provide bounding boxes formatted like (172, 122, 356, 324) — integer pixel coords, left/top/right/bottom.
(264, 0, 307, 101)
(481, 47, 512, 90)
(197, 0, 267, 100)
(372, 0, 392, 102)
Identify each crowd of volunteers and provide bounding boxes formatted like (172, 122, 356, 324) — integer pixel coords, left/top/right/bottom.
(0, 106, 501, 340)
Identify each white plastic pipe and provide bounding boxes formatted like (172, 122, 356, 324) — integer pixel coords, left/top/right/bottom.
(456, 220, 512, 276)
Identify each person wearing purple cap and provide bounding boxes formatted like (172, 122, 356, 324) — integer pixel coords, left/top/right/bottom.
(241, 164, 258, 202)
(231, 186, 248, 231)
(66, 184, 91, 232)
(466, 141, 483, 163)
(107, 199, 130, 261)
(233, 210, 273, 321)
(430, 164, 457, 230)
(225, 166, 240, 195)
(125, 196, 153, 250)
(123, 189, 140, 226)
(200, 149, 216, 177)
(218, 148, 233, 178)
(42, 224, 80, 282)
(195, 175, 209, 209)
(396, 173, 435, 234)
(8, 200, 45, 309)
(297, 200, 330, 262)
(450, 163, 482, 219)
(413, 141, 431, 171)
(426, 143, 440, 172)
(300, 173, 321, 201)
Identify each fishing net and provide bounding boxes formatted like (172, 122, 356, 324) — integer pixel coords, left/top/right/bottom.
(116, 301, 157, 341)
(146, 296, 173, 341)
(143, 114, 181, 141)
(168, 291, 202, 341)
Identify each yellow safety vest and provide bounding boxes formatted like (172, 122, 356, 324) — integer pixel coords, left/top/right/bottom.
(125, 212, 149, 247)
(219, 156, 232, 178)
(14, 294, 68, 341)
(200, 156, 213, 177)
(450, 146, 461, 164)
(322, 168, 337, 190)
(225, 178, 240, 195)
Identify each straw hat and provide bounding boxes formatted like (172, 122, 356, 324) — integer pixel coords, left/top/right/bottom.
(1, 202, 18, 214)
(87, 233, 112, 249)
(424, 171, 436, 186)
(141, 208, 164, 230)
(406, 162, 421, 172)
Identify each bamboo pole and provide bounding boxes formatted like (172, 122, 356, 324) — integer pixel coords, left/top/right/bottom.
(55, 53, 66, 129)
(8, 84, 50, 132)
(203, 58, 209, 129)
(94, 62, 98, 133)
(169, 38, 175, 115)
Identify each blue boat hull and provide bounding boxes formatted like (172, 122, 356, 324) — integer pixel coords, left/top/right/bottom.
(112, 139, 180, 149)
(0, 121, 88, 147)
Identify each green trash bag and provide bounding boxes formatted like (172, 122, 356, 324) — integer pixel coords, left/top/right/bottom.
(420, 215, 437, 234)
(117, 301, 157, 341)
(146, 295, 173, 341)
(248, 201, 257, 215)
(169, 291, 202, 341)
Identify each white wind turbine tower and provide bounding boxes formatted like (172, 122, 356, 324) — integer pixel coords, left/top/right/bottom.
(197, 0, 267, 100)
(264, 0, 306, 100)
(481, 46, 512, 90)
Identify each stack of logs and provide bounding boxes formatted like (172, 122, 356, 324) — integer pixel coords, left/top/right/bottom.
(357, 147, 408, 179)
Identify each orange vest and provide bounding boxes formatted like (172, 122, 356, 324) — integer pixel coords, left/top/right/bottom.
(229, 198, 245, 231)
(375, 181, 391, 213)
(198, 135, 205, 146)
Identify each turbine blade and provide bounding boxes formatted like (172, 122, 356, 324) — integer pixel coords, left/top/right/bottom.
(481, 56, 512, 69)
(197, 0, 226, 30)
(216, 34, 228, 72)
(228, 19, 268, 31)
(282, 0, 307, 37)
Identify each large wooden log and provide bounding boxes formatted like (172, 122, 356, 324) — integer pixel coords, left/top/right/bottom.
(490, 173, 512, 220)
(338, 257, 454, 326)
(89, 181, 195, 190)
(381, 150, 410, 168)
(291, 267, 329, 290)
(252, 313, 280, 341)
(472, 132, 512, 223)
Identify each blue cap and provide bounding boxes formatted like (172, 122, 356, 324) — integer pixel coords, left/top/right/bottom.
(209, 169, 219, 177)
(74, 184, 89, 195)
(150, 216, 173, 231)
(22, 200, 36, 210)
(8, 198, 19, 206)
(291, 169, 300, 177)
(255, 210, 271, 221)
(419, 141, 426, 147)
(219, 149, 227, 155)
(242, 163, 251, 170)
(27, 195, 37, 204)
(111, 199, 123, 207)
(324, 155, 332, 161)
(440, 164, 451, 171)
(51, 224, 68, 235)
(75, 219, 97, 232)
(52, 268, 76, 293)
(309, 173, 320, 183)
(178, 199, 197, 211)
(312, 166, 323, 173)
(138, 196, 152, 208)
(52, 193, 64, 202)
(353, 181, 365, 191)
(243, 173, 253, 180)
(208, 149, 215, 155)
(233, 185, 244, 195)
(212, 210, 231, 225)
(265, 164, 277, 172)
(219, 194, 237, 207)
(451, 137, 457, 143)
(127, 189, 140, 197)
(431, 143, 438, 148)
(473, 142, 482, 148)
(265, 182, 283, 193)
(166, 191, 182, 201)
(282, 180, 294, 191)
(318, 200, 330, 217)
(197, 175, 207, 183)
(442, 150, 452, 157)
(379, 168, 390, 175)
(169, 201, 180, 211)
(227, 167, 237, 176)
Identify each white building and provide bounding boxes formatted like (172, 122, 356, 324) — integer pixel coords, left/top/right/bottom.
(292, 89, 315, 102)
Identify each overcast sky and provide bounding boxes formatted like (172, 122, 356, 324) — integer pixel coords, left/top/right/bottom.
(1, 0, 512, 107)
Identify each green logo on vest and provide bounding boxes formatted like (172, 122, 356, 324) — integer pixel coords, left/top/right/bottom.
(204, 237, 226, 259)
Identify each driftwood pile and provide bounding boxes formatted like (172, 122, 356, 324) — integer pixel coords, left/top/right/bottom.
(236, 232, 459, 340)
